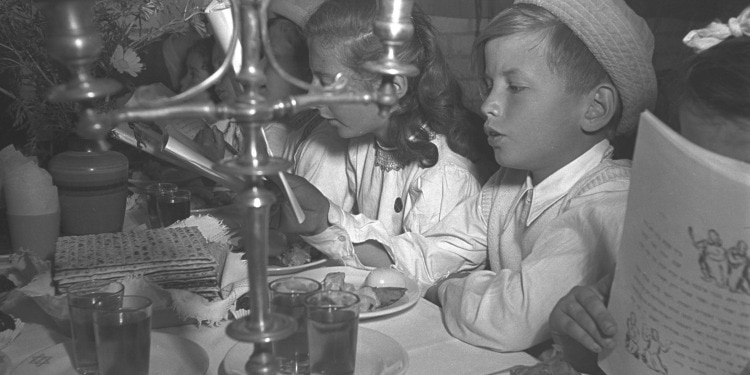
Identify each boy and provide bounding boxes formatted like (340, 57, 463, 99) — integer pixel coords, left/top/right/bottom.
(419, 0, 656, 351)
(280, 0, 656, 352)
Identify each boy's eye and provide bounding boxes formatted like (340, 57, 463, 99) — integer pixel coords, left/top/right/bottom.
(508, 84, 525, 94)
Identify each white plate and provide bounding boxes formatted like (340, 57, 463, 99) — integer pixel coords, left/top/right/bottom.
(293, 266, 420, 320)
(222, 327, 408, 375)
(267, 258, 327, 276)
(11, 332, 209, 375)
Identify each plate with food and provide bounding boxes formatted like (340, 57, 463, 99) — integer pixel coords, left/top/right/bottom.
(239, 231, 327, 275)
(292, 266, 420, 320)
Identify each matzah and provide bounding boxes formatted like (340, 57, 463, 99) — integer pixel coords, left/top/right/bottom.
(54, 227, 225, 299)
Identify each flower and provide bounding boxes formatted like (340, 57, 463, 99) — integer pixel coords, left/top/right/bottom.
(110, 45, 145, 77)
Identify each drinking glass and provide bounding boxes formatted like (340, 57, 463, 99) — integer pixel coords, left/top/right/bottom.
(305, 290, 360, 375)
(154, 189, 191, 227)
(93, 295, 152, 375)
(66, 280, 125, 375)
(145, 182, 178, 228)
(269, 277, 321, 374)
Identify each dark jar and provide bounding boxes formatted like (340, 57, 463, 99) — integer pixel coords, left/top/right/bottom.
(49, 146, 128, 235)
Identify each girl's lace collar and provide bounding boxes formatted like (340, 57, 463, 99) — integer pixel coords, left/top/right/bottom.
(374, 141, 406, 171)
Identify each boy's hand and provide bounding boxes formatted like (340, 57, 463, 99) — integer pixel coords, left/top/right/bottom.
(550, 273, 616, 353)
(424, 272, 470, 306)
(277, 173, 331, 236)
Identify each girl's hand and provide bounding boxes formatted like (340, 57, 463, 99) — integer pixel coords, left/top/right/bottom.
(277, 173, 331, 236)
(194, 125, 226, 162)
(549, 273, 616, 374)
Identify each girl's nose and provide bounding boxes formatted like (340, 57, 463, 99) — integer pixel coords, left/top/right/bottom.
(480, 97, 501, 119)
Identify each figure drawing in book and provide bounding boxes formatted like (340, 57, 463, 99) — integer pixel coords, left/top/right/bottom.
(624, 312, 639, 357)
(689, 226, 750, 294)
(623, 311, 671, 375)
(727, 240, 750, 294)
(689, 227, 728, 287)
(641, 326, 670, 375)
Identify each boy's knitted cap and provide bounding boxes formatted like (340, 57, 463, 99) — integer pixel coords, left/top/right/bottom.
(514, 0, 657, 134)
(268, 0, 326, 27)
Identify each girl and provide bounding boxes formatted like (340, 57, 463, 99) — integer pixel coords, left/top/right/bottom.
(279, 0, 487, 272)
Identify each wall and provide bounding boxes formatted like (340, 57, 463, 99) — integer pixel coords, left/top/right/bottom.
(424, 1, 750, 124)
(431, 16, 487, 113)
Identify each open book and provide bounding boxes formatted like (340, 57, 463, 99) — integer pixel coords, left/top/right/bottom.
(599, 111, 750, 375)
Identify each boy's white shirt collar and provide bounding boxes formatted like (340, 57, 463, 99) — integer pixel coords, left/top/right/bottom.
(521, 139, 612, 225)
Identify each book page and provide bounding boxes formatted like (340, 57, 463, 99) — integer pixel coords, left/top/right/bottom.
(599, 111, 750, 375)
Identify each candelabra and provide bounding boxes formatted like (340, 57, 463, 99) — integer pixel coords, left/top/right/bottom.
(37, 0, 417, 374)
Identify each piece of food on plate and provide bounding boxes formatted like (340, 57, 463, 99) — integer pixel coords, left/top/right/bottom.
(371, 287, 407, 309)
(322, 272, 356, 292)
(353, 286, 407, 312)
(363, 268, 407, 288)
(277, 241, 312, 267)
(321, 271, 407, 312)
(266, 234, 323, 267)
(356, 286, 379, 312)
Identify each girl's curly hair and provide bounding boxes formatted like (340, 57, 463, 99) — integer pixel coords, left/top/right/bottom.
(306, 0, 487, 167)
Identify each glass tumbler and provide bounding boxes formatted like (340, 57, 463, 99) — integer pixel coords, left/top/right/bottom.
(66, 280, 124, 375)
(305, 290, 360, 375)
(270, 276, 322, 374)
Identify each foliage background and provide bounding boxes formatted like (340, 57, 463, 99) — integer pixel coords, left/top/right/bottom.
(0, 0, 211, 162)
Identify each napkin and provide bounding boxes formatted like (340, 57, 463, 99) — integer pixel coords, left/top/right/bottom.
(0, 145, 58, 216)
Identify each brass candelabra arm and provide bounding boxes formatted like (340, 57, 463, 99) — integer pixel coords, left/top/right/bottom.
(76, 88, 389, 141)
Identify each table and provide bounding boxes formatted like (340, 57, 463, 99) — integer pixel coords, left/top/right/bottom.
(1, 269, 537, 375)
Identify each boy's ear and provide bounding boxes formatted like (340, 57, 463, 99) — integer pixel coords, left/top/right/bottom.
(582, 83, 618, 133)
(393, 75, 409, 99)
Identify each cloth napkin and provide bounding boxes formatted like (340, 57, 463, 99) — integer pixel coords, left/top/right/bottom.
(0, 145, 58, 216)
(205, 0, 241, 75)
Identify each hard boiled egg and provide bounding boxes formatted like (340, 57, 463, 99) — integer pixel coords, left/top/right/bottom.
(363, 268, 406, 288)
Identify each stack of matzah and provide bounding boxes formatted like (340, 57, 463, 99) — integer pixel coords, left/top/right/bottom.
(54, 227, 225, 300)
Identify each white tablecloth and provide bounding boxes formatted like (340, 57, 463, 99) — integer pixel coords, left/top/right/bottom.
(2, 275, 537, 375)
